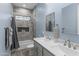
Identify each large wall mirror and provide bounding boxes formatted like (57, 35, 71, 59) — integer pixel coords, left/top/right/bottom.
(62, 4, 79, 35)
(46, 12, 55, 32)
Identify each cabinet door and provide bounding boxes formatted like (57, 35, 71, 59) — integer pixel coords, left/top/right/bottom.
(37, 43, 42, 56)
(43, 48, 54, 56)
(34, 42, 38, 56)
(34, 42, 42, 56)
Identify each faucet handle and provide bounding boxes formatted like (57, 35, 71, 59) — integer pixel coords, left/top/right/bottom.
(73, 44, 79, 50)
(67, 40, 70, 42)
(73, 46, 76, 50)
(64, 40, 67, 46)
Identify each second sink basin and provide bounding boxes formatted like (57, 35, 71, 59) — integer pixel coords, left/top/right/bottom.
(52, 44, 79, 56)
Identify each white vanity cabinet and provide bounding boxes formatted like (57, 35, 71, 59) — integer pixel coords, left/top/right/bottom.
(34, 41, 54, 56)
(62, 4, 79, 34)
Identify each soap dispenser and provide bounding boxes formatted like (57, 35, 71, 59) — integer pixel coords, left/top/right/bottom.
(43, 31, 47, 38)
(53, 24, 60, 42)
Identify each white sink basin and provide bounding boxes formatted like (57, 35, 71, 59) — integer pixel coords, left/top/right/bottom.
(52, 44, 79, 56)
(43, 39, 79, 56)
(41, 39, 58, 46)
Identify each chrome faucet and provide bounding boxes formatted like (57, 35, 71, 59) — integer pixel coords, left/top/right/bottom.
(64, 40, 67, 46)
(64, 40, 71, 48)
(67, 40, 71, 48)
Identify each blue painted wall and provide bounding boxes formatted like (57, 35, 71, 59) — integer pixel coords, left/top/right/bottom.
(35, 3, 79, 43)
(34, 3, 71, 37)
(0, 3, 12, 55)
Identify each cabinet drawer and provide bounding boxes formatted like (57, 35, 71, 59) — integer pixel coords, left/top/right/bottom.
(37, 43, 42, 56)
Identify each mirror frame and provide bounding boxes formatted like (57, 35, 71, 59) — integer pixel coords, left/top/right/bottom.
(46, 12, 55, 32)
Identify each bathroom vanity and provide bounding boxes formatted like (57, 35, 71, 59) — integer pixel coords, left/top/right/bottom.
(34, 37, 79, 56)
(34, 40, 54, 56)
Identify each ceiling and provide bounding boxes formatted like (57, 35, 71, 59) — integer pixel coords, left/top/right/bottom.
(12, 3, 38, 10)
